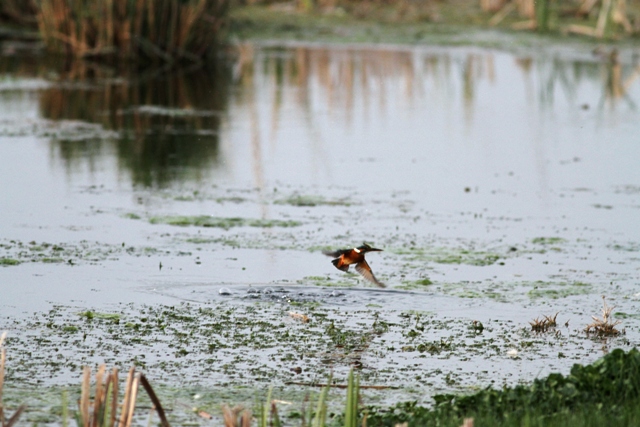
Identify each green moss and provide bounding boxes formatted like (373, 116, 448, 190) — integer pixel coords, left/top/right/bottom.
(531, 237, 566, 245)
(390, 246, 501, 266)
(0, 257, 21, 266)
(149, 215, 301, 230)
(397, 278, 433, 290)
(275, 195, 353, 207)
(528, 281, 592, 299)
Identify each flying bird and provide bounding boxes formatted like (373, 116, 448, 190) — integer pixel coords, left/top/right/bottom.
(323, 243, 385, 288)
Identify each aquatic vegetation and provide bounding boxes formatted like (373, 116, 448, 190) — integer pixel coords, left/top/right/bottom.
(149, 215, 301, 230)
(0, 258, 20, 266)
(0, 332, 25, 427)
(389, 246, 503, 267)
(528, 281, 592, 299)
(531, 237, 566, 245)
(367, 348, 640, 427)
(585, 296, 622, 336)
(275, 195, 354, 207)
(0, 239, 170, 266)
(530, 312, 558, 332)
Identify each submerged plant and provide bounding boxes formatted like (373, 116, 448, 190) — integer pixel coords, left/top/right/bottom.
(585, 296, 622, 336)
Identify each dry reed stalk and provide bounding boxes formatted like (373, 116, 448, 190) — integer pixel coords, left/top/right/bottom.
(124, 373, 140, 427)
(91, 365, 105, 427)
(595, 0, 614, 37)
(511, 19, 537, 29)
(139, 374, 171, 427)
(240, 409, 252, 427)
(480, 0, 506, 13)
(221, 404, 235, 427)
(81, 366, 91, 427)
(585, 296, 622, 335)
(0, 0, 38, 26)
(516, 0, 535, 18)
(37, 0, 229, 60)
(118, 367, 136, 427)
(489, 1, 517, 26)
(577, 0, 599, 15)
(565, 23, 598, 35)
(109, 368, 119, 427)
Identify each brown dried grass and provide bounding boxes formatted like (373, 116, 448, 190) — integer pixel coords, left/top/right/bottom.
(585, 296, 622, 336)
(77, 365, 170, 427)
(529, 312, 558, 332)
(37, 0, 229, 61)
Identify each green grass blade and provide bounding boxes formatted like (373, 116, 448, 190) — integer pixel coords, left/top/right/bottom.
(345, 369, 359, 427)
(313, 373, 332, 427)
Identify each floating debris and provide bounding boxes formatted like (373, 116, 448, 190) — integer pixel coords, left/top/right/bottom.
(289, 312, 310, 323)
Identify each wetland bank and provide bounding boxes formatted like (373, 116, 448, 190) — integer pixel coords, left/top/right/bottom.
(1, 6, 640, 426)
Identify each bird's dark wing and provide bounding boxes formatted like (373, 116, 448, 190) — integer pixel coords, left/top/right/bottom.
(355, 260, 385, 288)
(322, 248, 349, 258)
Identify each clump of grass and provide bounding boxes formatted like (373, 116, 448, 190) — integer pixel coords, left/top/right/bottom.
(73, 365, 170, 427)
(529, 312, 558, 332)
(37, 0, 229, 61)
(585, 296, 622, 336)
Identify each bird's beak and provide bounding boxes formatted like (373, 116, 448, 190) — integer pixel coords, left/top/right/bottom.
(370, 248, 383, 252)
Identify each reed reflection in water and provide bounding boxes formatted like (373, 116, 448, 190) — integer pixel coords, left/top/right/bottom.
(227, 43, 640, 195)
(38, 60, 230, 187)
(4, 42, 638, 190)
(234, 43, 640, 119)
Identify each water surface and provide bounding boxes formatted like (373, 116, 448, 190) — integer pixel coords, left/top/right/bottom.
(1, 41, 639, 406)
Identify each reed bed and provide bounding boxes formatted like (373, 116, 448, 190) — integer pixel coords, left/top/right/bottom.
(36, 0, 230, 61)
(73, 365, 170, 427)
(0, 0, 38, 27)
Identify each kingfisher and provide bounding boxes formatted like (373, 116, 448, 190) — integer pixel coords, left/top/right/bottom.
(323, 243, 385, 288)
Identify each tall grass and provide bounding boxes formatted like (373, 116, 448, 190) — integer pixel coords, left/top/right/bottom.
(37, 0, 230, 61)
(72, 365, 170, 427)
(0, 0, 38, 27)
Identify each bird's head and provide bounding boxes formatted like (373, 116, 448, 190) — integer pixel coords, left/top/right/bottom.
(356, 243, 382, 253)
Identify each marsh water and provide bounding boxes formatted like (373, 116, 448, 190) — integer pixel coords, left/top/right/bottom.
(1, 39, 640, 414)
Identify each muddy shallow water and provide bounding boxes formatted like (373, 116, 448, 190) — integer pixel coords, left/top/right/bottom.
(1, 39, 640, 418)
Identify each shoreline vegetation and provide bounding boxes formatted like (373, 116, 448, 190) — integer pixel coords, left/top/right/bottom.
(0, 0, 638, 62)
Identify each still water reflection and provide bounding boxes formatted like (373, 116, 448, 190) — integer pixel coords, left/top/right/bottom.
(1, 43, 637, 189)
